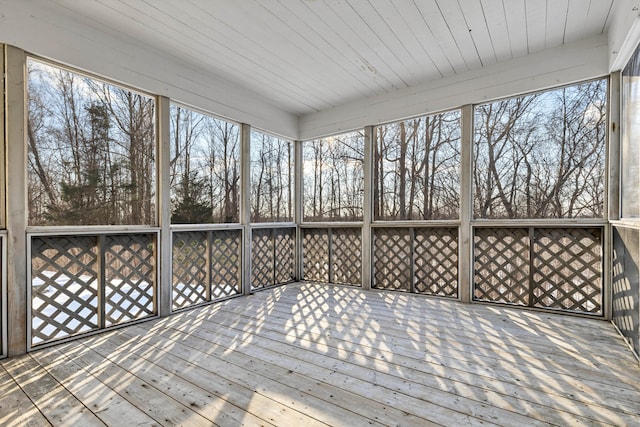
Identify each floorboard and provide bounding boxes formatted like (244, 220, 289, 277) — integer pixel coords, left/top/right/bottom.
(1, 283, 639, 426)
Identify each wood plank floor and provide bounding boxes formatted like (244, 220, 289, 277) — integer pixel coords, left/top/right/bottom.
(1, 283, 639, 426)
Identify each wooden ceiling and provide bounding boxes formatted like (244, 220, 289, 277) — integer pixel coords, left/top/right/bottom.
(41, 0, 615, 115)
(0, 0, 638, 139)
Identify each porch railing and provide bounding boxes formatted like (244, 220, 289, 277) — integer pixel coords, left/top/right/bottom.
(301, 226, 362, 286)
(29, 230, 158, 348)
(372, 226, 459, 298)
(251, 225, 296, 290)
(171, 227, 242, 311)
(473, 226, 603, 315)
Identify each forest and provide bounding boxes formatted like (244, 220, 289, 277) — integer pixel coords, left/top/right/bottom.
(28, 59, 155, 226)
(27, 59, 606, 226)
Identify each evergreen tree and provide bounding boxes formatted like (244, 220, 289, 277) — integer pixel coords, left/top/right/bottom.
(171, 170, 213, 223)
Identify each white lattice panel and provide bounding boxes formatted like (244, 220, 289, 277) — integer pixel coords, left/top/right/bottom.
(251, 229, 275, 290)
(414, 228, 458, 297)
(31, 236, 99, 345)
(373, 228, 412, 291)
(332, 228, 361, 286)
(532, 228, 602, 314)
(104, 234, 156, 326)
(210, 230, 242, 299)
(474, 228, 530, 305)
(172, 231, 207, 310)
(473, 227, 603, 315)
(303, 229, 329, 282)
(275, 229, 295, 284)
(252, 228, 295, 290)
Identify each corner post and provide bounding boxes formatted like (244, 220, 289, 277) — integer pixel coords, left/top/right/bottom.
(362, 126, 373, 290)
(241, 123, 252, 295)
(5, 45, 28, 355)
(157, 95, 172, 317)
(294, 140, 304, 281)
(459, 104, 474, 303)
(605, 72, 621, 321)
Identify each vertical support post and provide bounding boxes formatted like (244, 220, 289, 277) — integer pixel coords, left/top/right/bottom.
(240, 123, 252, 295)
(362, 126, 374, 290)
(0, 45, 5, 230)
(605, 71, 621, 321)
(459, 104, 474, 303)
(409, 227, 416, 293)
(527, 227, 535, 307)
(97, 234, 106, 328)
(328, 228, 333, 283)
(294, 140, 303, 281)
(157, 95, 172, 317)
(0, 45, 6, 356)
(608, 72, 621, 222)
(5, 46, 27, 356)
(205, 231, 212, 302)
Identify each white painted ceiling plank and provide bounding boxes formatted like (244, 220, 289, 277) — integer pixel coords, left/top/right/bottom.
(460, 0, 498, 66)
(306, 1, 401, 93)
(243, 0, 383, 96)
(1, 1, 298, 137)
(171, 2, 344, 100)
(158, 0, 347, 112)
(412, 0, 469, 73)
(316, 0, 411, 91)
(148, 2, 333, 112)
(270, 0, 394, 99)
(257, 0, 392, 100)
(480, 0, 513, 63)
(69, 0, 325, 113)
(545, 0, 570, 48)
(504, 0, 529, 57)
(1, 0, 624, 133)
(564, 0, 592, 44)
(360, 0, 428, 85)
(390, 1, 454, 78)
(583, 0, 615, 35)
(525, 0, 548, 53)
(435, 0, 483, 69)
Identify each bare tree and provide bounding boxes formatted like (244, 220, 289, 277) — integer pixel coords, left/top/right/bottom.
(473, 79, 607, 219)
(303, 131, 364, 221)
(250, 132, 293, 222)
(27, 59, 156, 226)
(374, 111, 460, 220)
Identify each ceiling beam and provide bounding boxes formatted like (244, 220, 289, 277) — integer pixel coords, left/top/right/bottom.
(299, 35, 609, 140)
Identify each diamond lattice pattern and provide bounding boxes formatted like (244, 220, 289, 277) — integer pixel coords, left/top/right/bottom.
(104, 234, 156, 326)
(332, 228, 361, 286)
(172, 231, 207, 310)
(373, 228, 412, 291)
(473, 227, 603, 315)
(414, 228, 458, 297)
(303, 229, 329, 282)
(252, 228, 295, 290)
(31, 236, 99, 345)
(251, 229, 274, 290)
(275, 228, 295, 284)
(210, 230, 242, 299)
(532, 228, 602, 313)
(474, 228, 530, 305)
